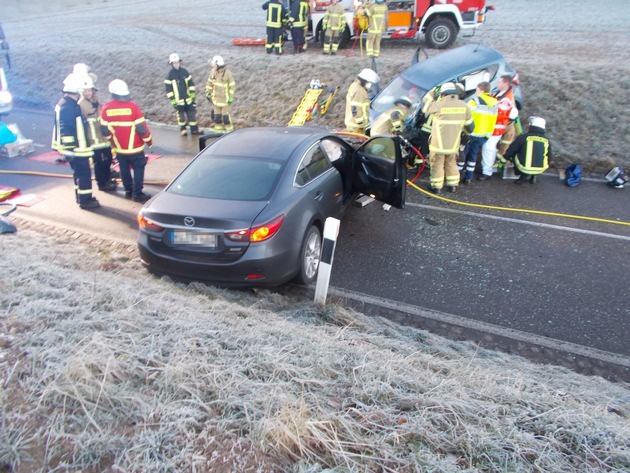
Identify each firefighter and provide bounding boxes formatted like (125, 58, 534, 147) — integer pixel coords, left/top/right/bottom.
(345, 68, 380, 134)
(164, 53, 200, 136)
(423, 82, 474, 194)
(205, 55, 236, 133)
(458, 81, 498, 185)
(504, 116, 551, 184)
(322, 0, 346, 55)
(263, 0, 286, 55)
(77, 75, 117, 192)
(479, 74, 517, 180)
(370, 96, 412, 136)
(289, 0, 309, 54)
(364, 0, 388, 58)
(52, 73, 99, 210)
(100, 80, 153, 203)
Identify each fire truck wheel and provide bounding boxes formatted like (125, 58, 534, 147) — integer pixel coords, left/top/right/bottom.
(425, 17, 457, 49)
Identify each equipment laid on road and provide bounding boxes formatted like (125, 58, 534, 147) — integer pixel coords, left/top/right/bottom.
(0, 123, 35, 158)
(605, 166, 627, 189)
(289, 80, 339, 126)
(310, 0, 493, 50)
(0, 201, 17, 234)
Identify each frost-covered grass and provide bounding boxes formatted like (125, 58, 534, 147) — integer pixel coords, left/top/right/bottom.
(0, 229, 628, 472)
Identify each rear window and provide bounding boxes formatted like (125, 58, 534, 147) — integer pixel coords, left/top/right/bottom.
(168, 155, 284, 201)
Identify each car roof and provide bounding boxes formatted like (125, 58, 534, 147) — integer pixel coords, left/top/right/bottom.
(401, 44, 506, 89)
(207, 126, 331, 160)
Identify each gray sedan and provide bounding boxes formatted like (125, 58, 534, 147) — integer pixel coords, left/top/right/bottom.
(137, 126, 406, 286)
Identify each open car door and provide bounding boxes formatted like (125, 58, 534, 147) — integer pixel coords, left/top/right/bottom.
(351, 136, 406, 209)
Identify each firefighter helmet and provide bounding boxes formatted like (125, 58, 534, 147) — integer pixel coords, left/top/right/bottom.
(108, 79, 130, 97)
(169, 53, 181, 64)
(73, 63, 90, 76)
(529, 116, 546, 129)
(211, 55, 225, 67)
(439, 82, 458, 96)
(394, 96, 412, 108)
(78, 75, 95, 92)
(358, 68, 380, 84)
(62, 74, 83, 94)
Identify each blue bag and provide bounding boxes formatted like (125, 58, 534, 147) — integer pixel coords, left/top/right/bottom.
(0, 122, 17, 146)
(565, 164, 582, 187)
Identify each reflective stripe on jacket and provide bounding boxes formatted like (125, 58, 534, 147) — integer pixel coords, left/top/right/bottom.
(366, 3, 387, 33)
(323, 3, 346, 30)
(100, 99, 152, 155)
(290, 0, 309, 27)
(165, 67, 196, 106)
(263, 1, 285, 27)
(52, 96, 93, 158)
(425, 95, 473, 154)
(206, 67, 235, 107)
(370, 104, 408, 136)
(344, 80, 370, 130)
(468, 92, 498, 138)
(78, 96, 111, 150)
(504, 129, 551, 175)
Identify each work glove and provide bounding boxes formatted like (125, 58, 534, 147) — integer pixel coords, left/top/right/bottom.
(228, 97, 234, 104)
(189, 92, 196, 101)
(205, 92, 212, 101)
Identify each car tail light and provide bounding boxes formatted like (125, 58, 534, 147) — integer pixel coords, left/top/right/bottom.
(137, 213, 165, 232)
(511, 72, 520, 86)
(251, 215, 284, 242)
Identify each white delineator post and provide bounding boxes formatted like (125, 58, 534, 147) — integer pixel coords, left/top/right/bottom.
(314, 217, 340, 306)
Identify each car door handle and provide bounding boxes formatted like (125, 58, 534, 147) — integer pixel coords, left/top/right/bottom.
(314, 191, 324, 201)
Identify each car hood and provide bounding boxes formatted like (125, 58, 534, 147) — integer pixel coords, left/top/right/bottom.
(143, 191, 269, 231)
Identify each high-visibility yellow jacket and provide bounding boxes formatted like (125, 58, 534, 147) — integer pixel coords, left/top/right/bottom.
(345, 79, 370, 130)
(365, 3, 388, 33)
(467, 92, 498, 138)
(206, 67, 235, 107)
(424, 95, 473, 154)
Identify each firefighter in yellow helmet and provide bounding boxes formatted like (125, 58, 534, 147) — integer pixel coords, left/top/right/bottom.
(345, 68, 379, 134)
(423, 82, 474, 194)
(370, 96, 412, 136)
(322, 0, 346, 55)
(205, 55, 236, 132)
(364, 0, 388, 58)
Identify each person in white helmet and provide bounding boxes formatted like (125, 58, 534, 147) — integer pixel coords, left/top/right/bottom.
(503, 116, 552, 184)
(164, 53, 200, 136)
(345, 68, 379, 134)
(205, 55, 236, 132)
(369, 96, 412, 136)
(77, 74, 117, 192)
(100, 79, 153, 203)
(423, 82, 474, 194)
(52, 73, 99, 209)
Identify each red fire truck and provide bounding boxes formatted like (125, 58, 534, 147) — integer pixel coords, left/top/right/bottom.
(309, 0, 493, 50)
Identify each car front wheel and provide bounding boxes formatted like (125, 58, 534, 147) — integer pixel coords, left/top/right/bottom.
(295, 225, 322, 285)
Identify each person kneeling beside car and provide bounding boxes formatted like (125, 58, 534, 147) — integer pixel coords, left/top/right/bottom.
(503, 116, 552, 184)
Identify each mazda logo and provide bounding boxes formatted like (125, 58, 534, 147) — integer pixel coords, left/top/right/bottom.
(183, 217, 196, 227)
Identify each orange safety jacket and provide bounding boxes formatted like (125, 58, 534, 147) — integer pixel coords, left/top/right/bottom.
(99, 99, 152, 155)
(492, 87, 515, 136)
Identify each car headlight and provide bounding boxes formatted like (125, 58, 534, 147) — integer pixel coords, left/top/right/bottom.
(0, 90, 12, 105)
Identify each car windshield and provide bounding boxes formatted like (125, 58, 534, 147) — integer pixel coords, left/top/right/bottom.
(168, 155, 284, 201)
(371, 76, 427, 115)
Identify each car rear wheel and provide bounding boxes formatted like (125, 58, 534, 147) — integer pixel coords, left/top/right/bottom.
(425, 17, 457, 49)
(295, 225, 322, 285)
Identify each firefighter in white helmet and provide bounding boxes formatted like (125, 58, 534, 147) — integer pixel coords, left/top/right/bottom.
(77, 74, 117, 192)
(100, 80, 153, 203)
(164, 53, 200, 136)
(345, 68, 379, 134)
(52, 73, 99, 209)
(504, 116, 551, 184)
(369, 96, 412, 136)
(205, 55, 236, 132)
(423, 82, 474, 194)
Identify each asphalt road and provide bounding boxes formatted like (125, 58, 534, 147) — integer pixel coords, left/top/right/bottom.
(2, 109, 629, 370)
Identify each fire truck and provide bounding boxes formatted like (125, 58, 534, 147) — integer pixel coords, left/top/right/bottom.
(309, 0, 493, 50)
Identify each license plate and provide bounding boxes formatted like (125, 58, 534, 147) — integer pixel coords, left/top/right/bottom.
(172, 230, 217, 247)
